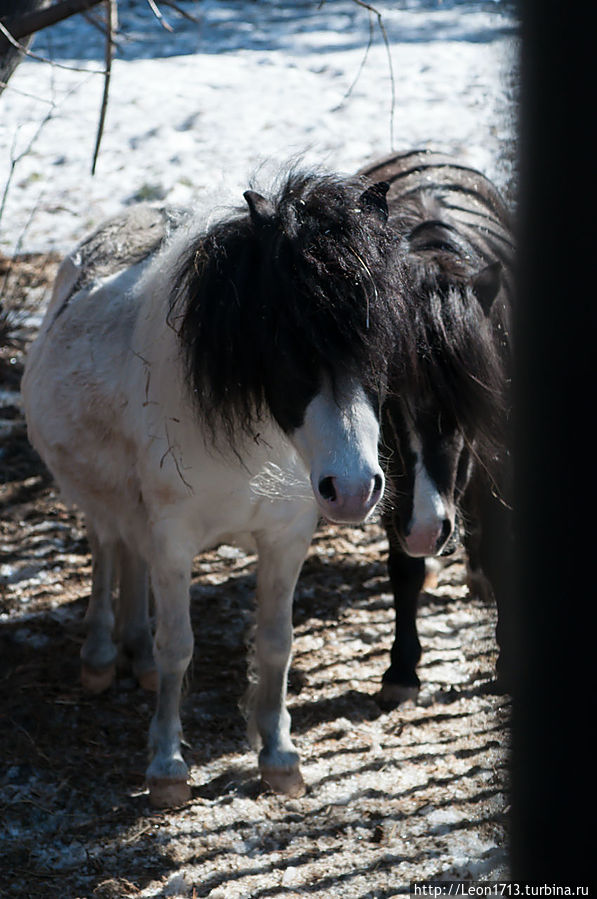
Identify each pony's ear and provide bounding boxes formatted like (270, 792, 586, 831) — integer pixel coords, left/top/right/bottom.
(244, 190, 276, 228)
(471, 261, 502, 314)
(358, 181, 390, 223)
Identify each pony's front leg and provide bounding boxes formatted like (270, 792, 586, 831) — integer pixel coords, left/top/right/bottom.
(379, 516, 426, 709)
(250, 526, 314, 798)
(145, 539, 194, 808)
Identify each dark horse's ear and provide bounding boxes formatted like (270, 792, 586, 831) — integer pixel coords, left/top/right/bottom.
(358, 181, 390, 223)
(244, 190, 276, 228)
(471, 261, 502, 314)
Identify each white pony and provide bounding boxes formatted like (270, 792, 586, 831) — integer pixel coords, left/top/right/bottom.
(22, 171, 410, 806)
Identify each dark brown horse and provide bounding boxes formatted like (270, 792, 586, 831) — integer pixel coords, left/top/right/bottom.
(358, 149, 514, 708)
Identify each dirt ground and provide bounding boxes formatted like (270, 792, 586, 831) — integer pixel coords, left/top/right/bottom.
(0, 255, 511, 898)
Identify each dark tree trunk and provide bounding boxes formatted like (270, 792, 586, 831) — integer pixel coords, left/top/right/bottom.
(511, 0, 595, 884)
(0, 0, 49, 94)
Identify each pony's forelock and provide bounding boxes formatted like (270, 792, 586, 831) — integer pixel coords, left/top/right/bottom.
(168, 169, 416, 446)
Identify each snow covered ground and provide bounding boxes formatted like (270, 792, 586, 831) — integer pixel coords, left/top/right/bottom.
(0, 0, 519, 256)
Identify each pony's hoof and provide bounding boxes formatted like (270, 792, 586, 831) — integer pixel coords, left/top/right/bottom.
(136, 667, 159, 692)
(423, 557, 441, 590)
(147, 778, 191, 808)
(260, 765, 306, 798)
(81, 662, 116, 694)
(377, 682, 419, 710)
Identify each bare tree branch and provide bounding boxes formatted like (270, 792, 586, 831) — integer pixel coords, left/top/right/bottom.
(353, 1, 396, 149)
(337, 7, 375, 106)
(0, 20, 105, 74)
(0, 22, 104, 75)
(81, 7, 124, 46)
(0, 0, 105, 44)
(91, 0, 116, 175)
(321, 0, 396, 150)
(145, 0, 173, 33)
(159, 0, 201, 25)
(0, 79, 55, 101)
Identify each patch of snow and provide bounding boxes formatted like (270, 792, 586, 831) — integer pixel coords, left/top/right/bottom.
(0, 1, 519, 256)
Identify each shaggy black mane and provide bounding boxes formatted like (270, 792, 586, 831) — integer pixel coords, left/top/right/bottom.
(169, 170, 415, 442)
(393, 191, 513, 468)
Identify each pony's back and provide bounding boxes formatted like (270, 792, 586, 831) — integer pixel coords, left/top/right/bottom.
(358, 149, 512, 268)
(45, 205, 187, 322)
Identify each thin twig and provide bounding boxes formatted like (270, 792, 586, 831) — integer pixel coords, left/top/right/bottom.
(160, 420, 193, 492)
(91, 0, 116, 175)
(9, 867, 68, 880)
(0, 80, 55, 103)
(0, 75, 91, 272)
(335, 8, 375, 107)
(159, 0, 201, 24)
(145, 0, 174, 32)
(0, 109, 54, 228)
(5, 185, 47, 268)
(81, 7, 124, 47)
(321, 0, 396, 150)
(9, 718, 52, 763)
(121, 824, 154, 844)
(351, 0, 396, 149)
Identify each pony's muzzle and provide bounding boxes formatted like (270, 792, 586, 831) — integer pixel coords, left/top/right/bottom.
(316, 471, 384, 524)
(404, 516, 453, 557)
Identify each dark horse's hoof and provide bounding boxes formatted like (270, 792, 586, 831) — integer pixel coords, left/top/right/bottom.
(478, 672, 512, 698)
(492, 672, 513, 696)
(376, 681, 419, 711)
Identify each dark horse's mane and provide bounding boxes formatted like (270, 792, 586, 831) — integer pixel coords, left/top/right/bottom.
(391, 190, 513, 470)
(169, 170, 416, 442)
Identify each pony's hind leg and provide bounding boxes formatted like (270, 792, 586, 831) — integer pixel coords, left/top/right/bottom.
(81, 524, 118, 693)
(248, 525, 314, 798)
(116, 543, 157, 691)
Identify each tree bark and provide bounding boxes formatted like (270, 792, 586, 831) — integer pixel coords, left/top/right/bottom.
(0, 0, 104, 93)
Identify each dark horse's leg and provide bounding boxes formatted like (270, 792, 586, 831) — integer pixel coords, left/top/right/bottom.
(463, 473, 514, 693)
(378, 516, 427, 709)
